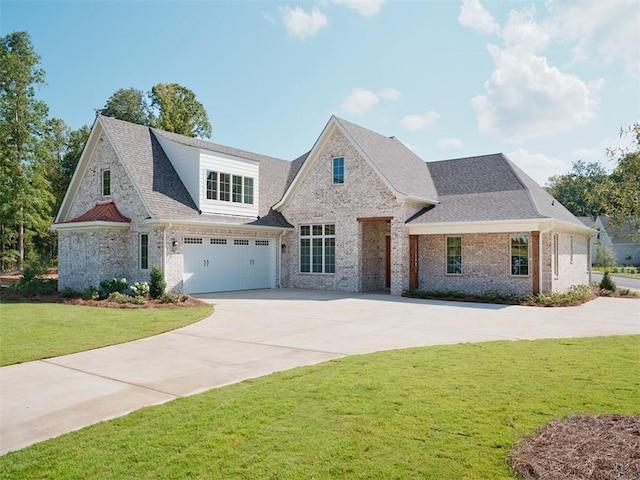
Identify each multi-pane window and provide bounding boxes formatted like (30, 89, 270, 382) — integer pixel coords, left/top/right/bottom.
(300, 224, 335, 274)
(511, 234, 529, 276)
(102, 169, 111, 196)
(332, 157, 344, 184)
(205, 170, 254, 204)
(206, 171, 217, 200)
(446, 236, 462, 274)
(140, 234, 148, 270)
(219, 173, 230, 201)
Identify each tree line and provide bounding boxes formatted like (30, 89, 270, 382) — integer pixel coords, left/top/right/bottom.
(0, 31, 638, 272)
(0, 31, 212, 271)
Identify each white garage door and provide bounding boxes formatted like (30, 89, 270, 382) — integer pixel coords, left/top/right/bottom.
(183, 237, 275, 294)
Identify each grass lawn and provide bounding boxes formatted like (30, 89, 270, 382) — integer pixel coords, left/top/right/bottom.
(592, 266, 640, 280)
(1, 335, 638, 479)
(0, 302, 213, 366)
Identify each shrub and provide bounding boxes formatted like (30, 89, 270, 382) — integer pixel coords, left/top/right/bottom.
(594, 243, 616, 268)
(83, 286, 99, 300)
(599, 271, 616, 292)
(99, 277, 128, 296)
(158, 292, 189, 304)
(522, 285, 592, 307)
(107, 292, 144, 305)
(130, 281, 150, 298)
(149, 266, 166, 299)
(59, 287, 80, 298)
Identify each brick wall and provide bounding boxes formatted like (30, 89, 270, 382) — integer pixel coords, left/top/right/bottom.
(551, 230, 590, 292)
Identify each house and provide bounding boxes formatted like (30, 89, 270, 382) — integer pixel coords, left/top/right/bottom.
(579, 216, 639, 266)
(52, 115, 593, 296)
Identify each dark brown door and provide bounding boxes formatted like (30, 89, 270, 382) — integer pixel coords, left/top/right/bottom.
(409, 235, 419, 289)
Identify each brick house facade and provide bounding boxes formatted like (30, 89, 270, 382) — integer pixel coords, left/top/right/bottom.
(52, 115, 592, 296)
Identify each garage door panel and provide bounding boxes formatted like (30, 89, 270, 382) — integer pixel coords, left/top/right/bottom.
(183, 237, 274, 294)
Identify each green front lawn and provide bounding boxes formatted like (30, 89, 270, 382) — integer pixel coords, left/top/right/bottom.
(0, 302, 213, 366)
(1, 335, 638, 479)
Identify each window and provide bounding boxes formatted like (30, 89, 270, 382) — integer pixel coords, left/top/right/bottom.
(332, 157, 344, 184)
(446, 236, 462, 274)
(553, 233, 559, 277)
(211, 238, 227, 245)
(102, 169, 111, 196)
(219, 173, 230, 202)
(232, 175, 243, 203)
(244, 177, 254, 204)
(255, 240, 269, 246)
(511, 234, 529, 276)
(140, 234, 148, 270)
(300, 224, 335, 274)
(204, 171, 254, 204)
(184, 237, 203, 244)
(234, 239, 249, 245)
(206, 171, 217, 200)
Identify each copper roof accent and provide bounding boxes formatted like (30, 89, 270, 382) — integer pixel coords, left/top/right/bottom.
(64, 202, 131, 224)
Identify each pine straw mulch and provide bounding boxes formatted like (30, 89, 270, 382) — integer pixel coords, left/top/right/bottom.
(509, 414, 640, 480)
(0, 290, 208, 308)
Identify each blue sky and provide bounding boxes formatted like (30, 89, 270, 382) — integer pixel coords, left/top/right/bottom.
(2, 0, 638, 185)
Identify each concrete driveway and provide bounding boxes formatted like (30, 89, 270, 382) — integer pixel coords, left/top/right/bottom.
(1, 289, 638, 455)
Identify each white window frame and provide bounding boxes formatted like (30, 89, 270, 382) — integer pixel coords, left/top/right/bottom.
(300, 224, 336, 274)
(446, 236, 462, 275)
(101, 169, 111, 197)
(205, 170, 254, 205)
(332, 157, 345, 185)
(510, 234, 529, 277)
(139, 233, 149, 270)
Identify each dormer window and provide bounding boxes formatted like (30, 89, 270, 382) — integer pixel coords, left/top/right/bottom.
(101, 169, 111, 196)
(205, 170, 254, 205)
(333, 157, 344, 184)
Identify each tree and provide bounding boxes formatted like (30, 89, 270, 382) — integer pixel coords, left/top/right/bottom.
(97, 88, 151, 126)
(149, 83, 212, 138)
(0, 31, 51, 270)
(545, 160, 609, 217)
(600, 123, 640, 240)
(61, 125, 90, 197)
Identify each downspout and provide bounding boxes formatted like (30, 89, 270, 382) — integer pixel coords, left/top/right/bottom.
(278, 230, 286, 288)
(539, 223, 554, 294)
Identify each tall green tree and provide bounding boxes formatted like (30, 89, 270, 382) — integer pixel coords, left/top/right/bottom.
(97, 88, 151, 126)
(0, 31, 51, 270)
(149, 83, 212, 138)
(600, 124, 640, 239)
(545, 160, 609, 217)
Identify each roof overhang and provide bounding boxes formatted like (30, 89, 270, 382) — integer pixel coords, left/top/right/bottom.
(406, 218, 594, 235)
(144, 218, 294, 232)
(50, 221, 131, 231)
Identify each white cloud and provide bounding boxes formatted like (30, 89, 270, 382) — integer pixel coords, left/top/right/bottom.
(400, 111, 440, 131)
(330, 0, 384, 16)
(281, 6, 328, 39)
(508, 148, 567, 186)
(547, 0, 640, 77)
(378, 88, 401, 99)
(341, 88, 379, 115)
(471, 45, 603, 142)
(437, 137, 464, 149)
(458, 0, 499, 34)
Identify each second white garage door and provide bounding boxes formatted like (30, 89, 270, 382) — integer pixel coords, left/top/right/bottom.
(183, 237, 275, 294)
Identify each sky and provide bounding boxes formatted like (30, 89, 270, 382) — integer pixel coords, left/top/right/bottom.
(2, 0, 639, 186)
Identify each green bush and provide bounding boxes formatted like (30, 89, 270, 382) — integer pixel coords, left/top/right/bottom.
(158, 292, 189, 304)
(130, 281, 150, 298)
(8, 276, 57, 296)
(82, 286, 99, 300)
(99, 277, 128, 296)
(149, 266, 166, 299)
(599, 271, 616, 292)
(59, 287, 80, 298)
(107, 292, 144, 305)
(523, 284, 592, 306)
(595, 243, 616, 268)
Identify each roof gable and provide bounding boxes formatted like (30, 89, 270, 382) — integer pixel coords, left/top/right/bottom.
(275, 116, 438, 209)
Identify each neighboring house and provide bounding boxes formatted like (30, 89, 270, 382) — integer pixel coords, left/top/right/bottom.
(52, 115, 593, 296)
(578, 216, 611, 266)
(580, 216, 640, 266)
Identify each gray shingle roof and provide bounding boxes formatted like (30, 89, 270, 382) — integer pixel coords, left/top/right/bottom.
(334, 117, 439, 203)
(99, 116, 295, 227)
(408, 153, 586, 227)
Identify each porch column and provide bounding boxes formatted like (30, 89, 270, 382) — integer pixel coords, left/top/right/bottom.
(531, 231, 540, 295)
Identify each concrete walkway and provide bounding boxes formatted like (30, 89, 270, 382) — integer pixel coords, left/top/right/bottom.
(1, 289, 638, 455)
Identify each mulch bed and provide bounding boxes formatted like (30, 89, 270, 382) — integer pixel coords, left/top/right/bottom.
(0, 290, 208, 308)
(509, 414, 640, 480)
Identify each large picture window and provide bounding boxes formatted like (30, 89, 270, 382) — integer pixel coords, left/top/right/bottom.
(205, 170, 254, 204)
(300, 224, 335, 274)
(511, 234, 529, 276)
(446, 236, 462, 274)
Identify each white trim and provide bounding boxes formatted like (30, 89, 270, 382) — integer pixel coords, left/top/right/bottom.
(445, 235, 462, 275)
(139, 233, 149, 271)
(509, 233, 530, 277)
(144, 217, 293, 232)
(50, 221, 130, 231)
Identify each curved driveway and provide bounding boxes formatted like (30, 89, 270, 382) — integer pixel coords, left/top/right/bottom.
(1, 289, 638, 454)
